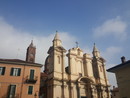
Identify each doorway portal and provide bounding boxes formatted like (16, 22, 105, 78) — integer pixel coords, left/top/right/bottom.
(81, 96, 87, 98)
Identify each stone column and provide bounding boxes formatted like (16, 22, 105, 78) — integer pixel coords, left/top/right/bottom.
(77, 83, 81, 98)
(53, 84, 57, 98)
(90, 84, 96, 98)
(69, 83, 74, 98)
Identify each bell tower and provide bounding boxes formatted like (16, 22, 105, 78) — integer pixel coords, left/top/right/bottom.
(92, 43, 103, 79)
(26, 40, 36, 63)
(92, 43, 110, 98)
(47, 31, 66, 73)
(46, 31, 66, 98)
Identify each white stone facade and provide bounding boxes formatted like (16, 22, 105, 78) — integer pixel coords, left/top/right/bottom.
(43, 32, 111, 98)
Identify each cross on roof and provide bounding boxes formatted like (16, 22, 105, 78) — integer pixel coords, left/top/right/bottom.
(76, 41, 79, 48)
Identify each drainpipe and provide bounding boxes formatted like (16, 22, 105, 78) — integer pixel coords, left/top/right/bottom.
(20, 64, 26, 98)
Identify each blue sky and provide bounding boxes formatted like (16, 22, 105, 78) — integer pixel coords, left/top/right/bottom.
(0, 0, 130, 87)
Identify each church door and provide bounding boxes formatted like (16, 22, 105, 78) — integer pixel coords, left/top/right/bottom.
(81, 96, 87, 98)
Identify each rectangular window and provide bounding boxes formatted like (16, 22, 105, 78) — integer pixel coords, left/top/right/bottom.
(10, 68, 21, 76)
(28, 86, 33, 95)
(30, 69, 35, 80)
(0, 67, 6, 75)
(9, 85, 16, 98)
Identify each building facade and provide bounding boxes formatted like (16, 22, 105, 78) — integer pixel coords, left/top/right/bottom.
(0, 41, 42, 98)
(43, 32, 111, 98)
(107, 57, 130, 98)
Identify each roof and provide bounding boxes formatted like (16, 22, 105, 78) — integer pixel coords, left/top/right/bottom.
(111, 87, 119, 92)
(0, 59, 43, 67)
(107, 60, 130, 73)
(47, 46, 66, 54)
(54, 31, 60, 40)
(41, 72, 48, 77)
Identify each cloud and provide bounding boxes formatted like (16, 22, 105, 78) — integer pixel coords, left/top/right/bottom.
(82, 47, 92, 55)
(102, 47, 122, 87)
(0, 17, 76, 67)
(0, 17, 118, 86)
(107, 72, 117, 87)
(102, 46, 122, 64)
(93, 16, 127, 40)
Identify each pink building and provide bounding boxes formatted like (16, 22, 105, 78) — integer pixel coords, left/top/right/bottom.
(0, 41, 42, 98)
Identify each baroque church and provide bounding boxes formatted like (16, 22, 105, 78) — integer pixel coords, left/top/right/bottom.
(42, 32, 111, 98)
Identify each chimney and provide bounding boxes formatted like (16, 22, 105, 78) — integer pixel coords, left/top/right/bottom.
(121, 56, 126, 63)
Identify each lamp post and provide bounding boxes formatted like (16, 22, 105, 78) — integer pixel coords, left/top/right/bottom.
(34, 93, 37, 98)
(34, 91, 38, 98)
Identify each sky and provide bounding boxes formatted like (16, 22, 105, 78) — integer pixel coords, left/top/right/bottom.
(0, 0, 130, 88)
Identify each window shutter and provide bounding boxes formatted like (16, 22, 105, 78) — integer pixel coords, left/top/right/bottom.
(2, 67, 5, 75)
(10, 68, 14, 76)
(28, 86, 33, 94)
(18, 68, 21, 76)
(9, 85, 16, 97)
(30, 70, 34, 79)
(8, 85, 12, 97)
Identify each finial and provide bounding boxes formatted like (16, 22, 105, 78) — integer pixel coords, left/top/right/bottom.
(29, 40, 34, 47)
(93, 43, 99, 52)
(31, 40, 33, 44)
(75, 41, 79, 48)
(56, 30, 58, 33)
(54, 30, 60, 40)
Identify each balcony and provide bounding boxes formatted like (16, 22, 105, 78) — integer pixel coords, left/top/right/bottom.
(6, 94, 19, 98)
(26, 76, 38, 84)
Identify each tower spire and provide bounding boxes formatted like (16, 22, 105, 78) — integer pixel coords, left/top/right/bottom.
(53, 31, 62, 47)
(54, 30, 60, 40)
(29, 40, 34, 47)
(26, 40, 36, 63)
(93, 43, 99, 52)
(92, 43, 100, 57)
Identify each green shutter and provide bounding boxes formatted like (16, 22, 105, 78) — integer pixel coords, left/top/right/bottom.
(30, 70, 34, 79)
(10, 68, 14, 76)
(18, 68, 21, 76)
(2, 67, 5, 75)
(28, 86, 33, 94)
(9, 85, 16, 97)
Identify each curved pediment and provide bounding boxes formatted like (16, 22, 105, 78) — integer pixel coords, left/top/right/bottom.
(77, 76, 94, 83)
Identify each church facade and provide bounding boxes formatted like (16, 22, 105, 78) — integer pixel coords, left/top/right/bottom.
(43, 32, 111, 98)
